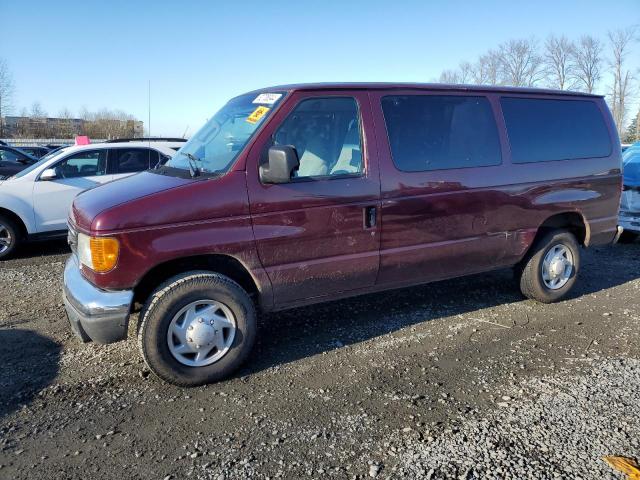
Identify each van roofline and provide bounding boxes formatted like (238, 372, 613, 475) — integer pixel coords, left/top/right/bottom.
(247, 82, 603, 98)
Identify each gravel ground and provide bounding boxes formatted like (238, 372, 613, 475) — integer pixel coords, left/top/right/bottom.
(0, 239, 639, 479)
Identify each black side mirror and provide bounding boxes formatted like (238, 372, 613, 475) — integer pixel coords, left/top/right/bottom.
(260, 145, 299, 184)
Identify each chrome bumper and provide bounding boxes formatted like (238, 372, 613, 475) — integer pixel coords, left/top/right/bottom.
(63, 256, 133, 344)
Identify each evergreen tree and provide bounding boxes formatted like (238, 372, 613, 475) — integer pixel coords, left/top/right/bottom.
(624, 109, 640, 144)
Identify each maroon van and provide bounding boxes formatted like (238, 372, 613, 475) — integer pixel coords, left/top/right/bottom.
(63, 83, 622, 386)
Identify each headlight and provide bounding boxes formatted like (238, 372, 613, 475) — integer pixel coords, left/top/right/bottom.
(77, 233, 119, 272)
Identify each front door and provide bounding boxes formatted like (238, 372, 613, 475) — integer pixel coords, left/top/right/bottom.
(246, 92, 381, 307)
(32, 149, 113, 232)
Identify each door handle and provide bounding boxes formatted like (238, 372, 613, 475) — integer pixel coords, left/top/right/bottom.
(364, 206, 377, 229)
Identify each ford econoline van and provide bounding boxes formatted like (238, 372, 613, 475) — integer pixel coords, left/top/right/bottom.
(63, 83, 622, 386)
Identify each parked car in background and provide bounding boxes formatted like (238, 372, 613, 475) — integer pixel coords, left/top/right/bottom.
(62, 83, 622, 387)
(17, 145, 51, 158)
(0, 145, 38, 177)
(0, 139, 182, 259)
(622, 144, 632, 152)
(619, 142, 640, 242)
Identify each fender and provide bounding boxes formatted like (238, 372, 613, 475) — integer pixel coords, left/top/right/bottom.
(0, 188, 36, 234)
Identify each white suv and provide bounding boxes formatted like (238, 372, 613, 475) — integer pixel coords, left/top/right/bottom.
(0, 139, 184, 259)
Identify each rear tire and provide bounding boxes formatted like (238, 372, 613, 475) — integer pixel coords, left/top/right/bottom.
(516, 229, 580, 303)
(0, 214, 21, 260)
(138, 271, 257, 387)
(617, 231, 639, 244)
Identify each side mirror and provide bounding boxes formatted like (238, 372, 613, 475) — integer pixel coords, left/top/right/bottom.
(259, 146, 300, 184)
(40, 168, 57, 181)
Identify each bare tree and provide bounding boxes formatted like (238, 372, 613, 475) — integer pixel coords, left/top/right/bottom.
(571, 35, 603, 93)
(81, 108, 141, 138)
(0, 59, 15, 137)
(607, 27, 637, 135)
(439, 69, 461, 84)
(543, 35, 576, 90)
(472, 50, 501, 85)
(458, 61, 473, 84)
(30, 101, 47, 118)
(57, 108, 77, 138)
(497, 38, 545, 87)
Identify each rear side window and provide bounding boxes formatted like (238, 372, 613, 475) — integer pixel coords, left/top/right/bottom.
(501, 98, 612, 163)
(111, 148, 159, 173)
(381, 95, 502, 172)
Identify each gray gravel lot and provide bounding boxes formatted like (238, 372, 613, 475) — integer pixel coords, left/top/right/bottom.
(0, 240, 639, 479)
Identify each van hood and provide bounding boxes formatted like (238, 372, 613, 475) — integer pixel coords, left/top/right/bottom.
(72, 170, 249, 233)
(72, 171, 193, 231)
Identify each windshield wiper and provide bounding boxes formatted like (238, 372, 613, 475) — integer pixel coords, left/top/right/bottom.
(178, 151, 202, 177)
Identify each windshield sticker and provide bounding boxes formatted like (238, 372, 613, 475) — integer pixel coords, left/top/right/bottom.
(246, 106, 270, 124)
(253, 93, 282, 105)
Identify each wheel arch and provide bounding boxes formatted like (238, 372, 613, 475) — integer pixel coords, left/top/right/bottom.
(0, 207, 29, 239)
(132, 254, 262, 311)
(537, 211, 588, 245)
(523, 212, 589, 263)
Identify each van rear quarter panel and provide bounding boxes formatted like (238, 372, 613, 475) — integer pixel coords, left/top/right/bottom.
(370, 90, 621, 286)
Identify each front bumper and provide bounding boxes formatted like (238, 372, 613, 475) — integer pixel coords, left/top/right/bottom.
(63, 256, 133, 344)
(619, 210, 640, 234)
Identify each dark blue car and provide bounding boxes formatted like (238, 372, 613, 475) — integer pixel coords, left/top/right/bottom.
(619, 142, 640, 242)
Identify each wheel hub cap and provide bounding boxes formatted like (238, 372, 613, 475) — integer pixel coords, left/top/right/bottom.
(187, 318, 217, 349)
(167, 300, 236, 367)
(0, 224, 12, 255)
(541, 244, 574, 290)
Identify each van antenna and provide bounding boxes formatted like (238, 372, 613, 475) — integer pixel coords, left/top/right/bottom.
(148, 80, 151, 146)
(181, 125, 189, 139)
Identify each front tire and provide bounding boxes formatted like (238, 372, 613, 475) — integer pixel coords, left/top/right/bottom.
(0, 214, 21, 260)
(138, 271, 257, 387)
(516, 229, 580, 303)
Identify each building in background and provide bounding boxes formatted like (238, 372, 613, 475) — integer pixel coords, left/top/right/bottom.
(1, 115, 143, 139)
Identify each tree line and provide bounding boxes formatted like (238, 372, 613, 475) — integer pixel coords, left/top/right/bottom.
(438, 26, 639, 142)
(0, 59, 141, 139)
(6, 102, 141, 139)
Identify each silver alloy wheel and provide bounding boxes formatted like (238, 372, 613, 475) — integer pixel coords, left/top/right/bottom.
(0, 223, 12, 255)
(167, 300, 236, 367)
(541, 244, 574, 290)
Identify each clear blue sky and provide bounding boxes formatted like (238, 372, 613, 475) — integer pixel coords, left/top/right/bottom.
(1, 0, 639, 136)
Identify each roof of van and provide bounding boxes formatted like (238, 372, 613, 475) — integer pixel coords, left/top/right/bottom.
(250, 83, 603, 98)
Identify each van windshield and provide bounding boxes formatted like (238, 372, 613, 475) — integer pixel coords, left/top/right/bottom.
(166, 91, 285, 175)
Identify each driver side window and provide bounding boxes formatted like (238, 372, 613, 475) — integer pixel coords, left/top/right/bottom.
(55, 150, 107, 179)
(274, 97, 363, 179)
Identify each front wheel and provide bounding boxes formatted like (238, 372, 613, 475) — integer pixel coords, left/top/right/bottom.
(138, 271, 257, 387)
(0, 215, 20, 260)
(516, 230, 581, 303)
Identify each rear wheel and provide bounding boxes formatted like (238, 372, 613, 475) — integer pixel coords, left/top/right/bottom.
(138, 271, 257, 387)
(516, 229, 580, 303)
(0, 215, 20, 260)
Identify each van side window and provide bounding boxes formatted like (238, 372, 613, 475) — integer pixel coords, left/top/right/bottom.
(381, 95, 502, 172)
(274, 97, 363, 178)
(501, 98, 612, 163)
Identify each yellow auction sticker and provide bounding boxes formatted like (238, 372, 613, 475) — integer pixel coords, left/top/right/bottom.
(246, 106, 270, 124)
